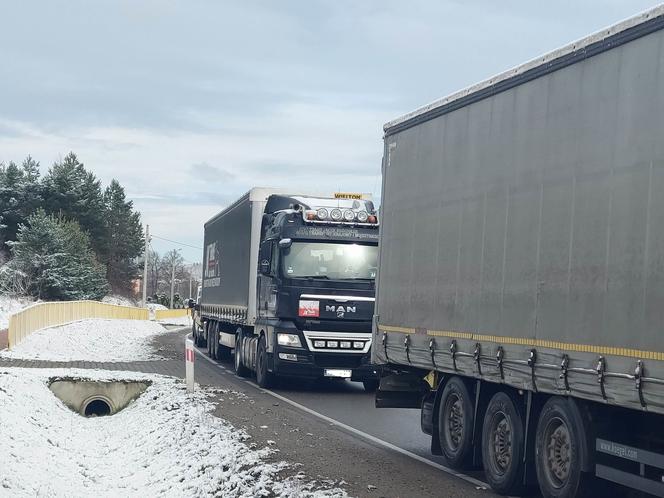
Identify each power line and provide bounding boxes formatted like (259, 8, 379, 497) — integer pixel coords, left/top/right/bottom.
(150, 234, 202, 251)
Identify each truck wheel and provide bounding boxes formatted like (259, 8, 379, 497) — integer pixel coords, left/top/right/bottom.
(481, 391, 525, 495)
(206, 322, 213, 356)
(256, 335, 274, 388)
(535, 398, 595, 498)
(212, 323, 221, 360)
(233, 328, 251, 378)
(362, 380, 379, 392)
(438, 377, 474, 469)
(196, 324, 206, 348)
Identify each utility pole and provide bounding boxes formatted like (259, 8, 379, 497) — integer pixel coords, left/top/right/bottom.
(142, 224, 150, 306)
(170, 258, 176, 309)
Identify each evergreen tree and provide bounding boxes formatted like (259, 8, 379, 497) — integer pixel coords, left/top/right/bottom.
(102, 179, 144, 294)
(0, 156, 42, 256)
(41, 152, 106, 254)
(4, 210, 108, 300)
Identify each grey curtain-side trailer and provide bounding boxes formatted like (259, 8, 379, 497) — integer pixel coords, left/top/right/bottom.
(373, 6, 664, 498)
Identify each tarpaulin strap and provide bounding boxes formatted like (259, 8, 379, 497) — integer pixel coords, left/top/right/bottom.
(382, 332, 389, 362)
(404, 335, 411, 364)
(560, 354, 570, 392)
(596, 356, 607, 400)
(528, 349, 538, 392)
(474, 343, 482, 376)
(450, 340, 458, 371)
(635, 360, 646, 408)
(496, 346, 504, 380)
(429, 338, 437, 370)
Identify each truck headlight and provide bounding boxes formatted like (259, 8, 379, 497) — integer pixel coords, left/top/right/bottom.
(277, 333, 302, 348)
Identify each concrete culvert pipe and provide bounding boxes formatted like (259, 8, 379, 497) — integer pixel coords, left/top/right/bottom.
(83, 398, 112, 417)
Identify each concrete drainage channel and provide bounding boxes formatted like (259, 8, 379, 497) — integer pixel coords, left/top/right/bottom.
(49, 378, 151, 417)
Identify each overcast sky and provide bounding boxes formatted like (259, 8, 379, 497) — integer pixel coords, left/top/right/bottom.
(1, 1, 660, 261)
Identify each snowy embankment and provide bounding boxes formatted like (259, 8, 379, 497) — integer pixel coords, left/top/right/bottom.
(0, 368, 346, 498)
(0, 319, 167, 362)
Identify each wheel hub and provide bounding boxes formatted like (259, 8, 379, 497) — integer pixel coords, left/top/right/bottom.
(446, 396, 464, 448)
(491, 414, 512, 472)
(545, 419, 571, 487)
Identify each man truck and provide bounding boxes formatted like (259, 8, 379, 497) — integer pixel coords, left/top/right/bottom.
(194, 188, 380, 390)
(373, 6, 664, 498)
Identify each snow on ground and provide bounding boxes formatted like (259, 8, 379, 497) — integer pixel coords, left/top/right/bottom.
(101, 295, 138, 307)
(0, 368, 346, 498)
(0, 294, 33, 330)
(0, 319, 167, 362)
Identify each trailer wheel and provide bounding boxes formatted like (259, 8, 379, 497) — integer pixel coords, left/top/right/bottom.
(233, 328, 251, 377)
(481, 391, 525, 495)
(438, 377, 474, 469)
(256, 335, 274, 388)
(535, 398, 595, 498)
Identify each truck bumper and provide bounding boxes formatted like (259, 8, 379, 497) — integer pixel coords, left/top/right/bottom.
(272, 348, 378, 381)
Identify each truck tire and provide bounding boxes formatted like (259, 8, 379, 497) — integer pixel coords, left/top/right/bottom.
(233, 328, 251, 378)
(438, 377, 474, 469)
(211, 322, 221, 361)
(481, 391, 525, 495)
(535, 397, 595, 498)
(256, 335, 275, 388)
(206, 322, 213, 356)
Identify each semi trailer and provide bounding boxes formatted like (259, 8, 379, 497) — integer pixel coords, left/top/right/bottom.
(194, 188, 380, 390)
(373, 6, 664, 498)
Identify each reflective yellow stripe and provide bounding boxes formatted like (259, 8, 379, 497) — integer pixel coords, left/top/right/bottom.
(379, 324, 416, 334)
(377, 325, 664, 360)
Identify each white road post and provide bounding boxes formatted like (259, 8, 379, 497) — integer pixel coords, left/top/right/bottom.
(185, 337, 195, 393)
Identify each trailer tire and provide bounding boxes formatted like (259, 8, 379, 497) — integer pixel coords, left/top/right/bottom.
(233, 328, 251, 377)
(535, 397, 595, 498)
(481, 391, 525, 495)
(256, 335, 274, 388)
(438, 377, 474, 469)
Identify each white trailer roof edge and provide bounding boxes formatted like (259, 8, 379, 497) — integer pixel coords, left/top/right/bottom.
(384, 4, 664, 133)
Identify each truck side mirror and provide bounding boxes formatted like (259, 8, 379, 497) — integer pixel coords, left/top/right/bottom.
(278, 238, 292, 249)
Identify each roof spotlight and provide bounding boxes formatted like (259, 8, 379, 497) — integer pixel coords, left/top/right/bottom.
(343, 209, 355, 221)
(316, 208, 329, 220)
(356, 211, 369, 222)
(330, 208, 343, 221)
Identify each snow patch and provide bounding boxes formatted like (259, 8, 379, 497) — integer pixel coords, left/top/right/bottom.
(0, 368, 347, 498)
(146, 303, 168, 311)
(158, 315, 192, 327)
(101, 295, 138, 307)
(0, 319, 167, 362)
(0, 294, 33, 330)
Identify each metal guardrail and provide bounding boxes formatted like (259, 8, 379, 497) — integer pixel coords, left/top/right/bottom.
(154, 308, 191, 321)
(7, 300, 149, 349)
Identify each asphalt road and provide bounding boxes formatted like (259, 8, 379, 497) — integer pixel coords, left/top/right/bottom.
(160, 327, 501, 498)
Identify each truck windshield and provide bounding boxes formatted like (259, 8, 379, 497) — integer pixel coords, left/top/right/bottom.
(282, 242, 377, 280)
